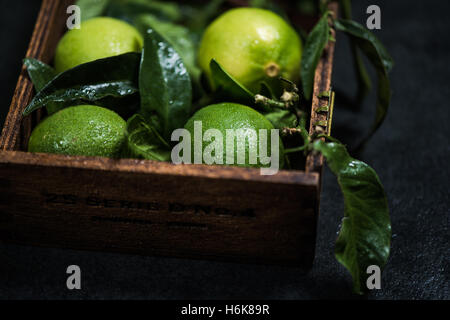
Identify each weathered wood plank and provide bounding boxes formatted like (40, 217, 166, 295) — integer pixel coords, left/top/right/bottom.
(0, 151, 319, 266)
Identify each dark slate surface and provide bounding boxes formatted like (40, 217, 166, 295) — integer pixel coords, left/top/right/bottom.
(0, 0, 448, 299)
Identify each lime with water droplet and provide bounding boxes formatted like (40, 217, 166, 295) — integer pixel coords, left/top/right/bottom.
(28, 105, 127, 158)
(184, 103, 284, 168)
(198, 8, 302, 93)
(54, 17, 143, 72)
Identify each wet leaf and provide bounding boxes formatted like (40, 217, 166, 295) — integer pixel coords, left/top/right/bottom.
(23, 53, 140, 116)
(105, 0, 181, 24)
(23, 58, 56, 91)
(134, 14, 200, 81)
(339, 0, 373, 102)
(313, 139, 391, 294)
(181, 0, 225, 32)
(124, 114, 171, 161)
(334, 19, 394, 148)
(139, 29, 192, 140)
(23, 58, 60, 115)
(301, 11, 330, 100)
(259, 82, 276, 100)
(263, 109, 297, 130)
(210, 59, 254, 105)
(250, 0, 290, 22)
(75, 0, 110, 21)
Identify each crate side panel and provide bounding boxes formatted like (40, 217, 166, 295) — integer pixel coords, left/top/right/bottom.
(0, 162, 318, 266)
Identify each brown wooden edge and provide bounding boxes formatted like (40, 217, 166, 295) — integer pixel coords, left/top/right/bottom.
(0, 150, 320, 185)
(305, 2, 337, 173)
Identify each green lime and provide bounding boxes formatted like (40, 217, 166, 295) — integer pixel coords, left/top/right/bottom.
(198, 8, 302, 93)
(184, 103, 284, 168)
(54, 17, 143, 73)
(28, 105, 126, 157)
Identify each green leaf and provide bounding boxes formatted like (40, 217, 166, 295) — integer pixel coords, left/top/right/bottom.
(263, 109, 298, 129)
(210, 59, 255, 105)
(335, 19, 393, 148)
(75, 0, 110, 21)
(23, 58, 56, 91)
(133, 14, 200, 81)
(335, 19, 393, 73)
(23, 58, 139, 117)
(351, 46, 373, 103)
(181, 0, 225, 32)
(301, 11, 330, 100)
(250, 0, 290, 22)
(139, 29, 192, 140)
(23, 58, 59, 115)
(125, 114, 171, 161)
(105, 0, 181, 24)
(259, 82, 276, 100)
(339, 0, 373, 102)
(23, 53, 140, 116)
(296, 0, 319, 16)
(313, 139, 391, 294)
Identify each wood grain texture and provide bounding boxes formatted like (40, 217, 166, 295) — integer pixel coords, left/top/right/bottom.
(0, 150, 319, 266)
(0, 0, 337, 267)
(306, 2, 337, 173)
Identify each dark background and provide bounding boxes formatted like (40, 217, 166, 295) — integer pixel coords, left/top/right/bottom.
(0, 0, 448, 299)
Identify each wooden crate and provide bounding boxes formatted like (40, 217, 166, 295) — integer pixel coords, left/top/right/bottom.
(0, 0, 336, 267)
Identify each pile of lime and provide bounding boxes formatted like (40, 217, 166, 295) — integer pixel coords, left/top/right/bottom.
(28, 6, 303, 170)
(29, 17, 141, 157)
